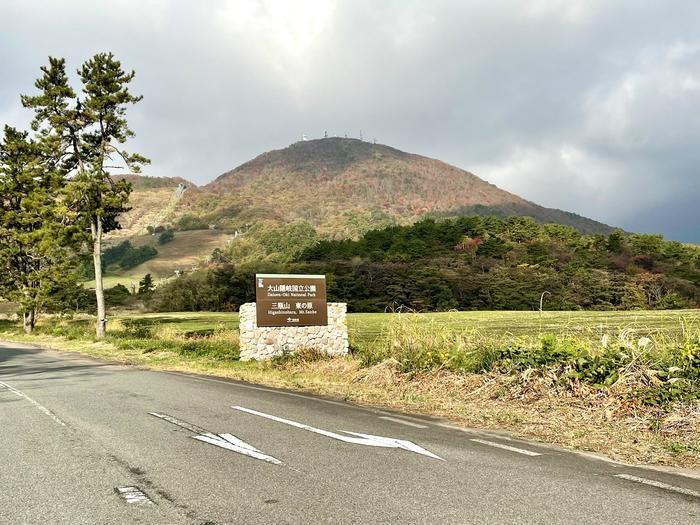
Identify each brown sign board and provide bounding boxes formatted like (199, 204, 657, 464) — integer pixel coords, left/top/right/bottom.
(255, 274, 328, 327)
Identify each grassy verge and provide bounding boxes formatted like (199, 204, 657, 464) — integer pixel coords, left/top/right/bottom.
(1, 310, 699, 469)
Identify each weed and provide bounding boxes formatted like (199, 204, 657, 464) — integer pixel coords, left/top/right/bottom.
(663, 442, 700, 454)
(271, 347, 331, 367)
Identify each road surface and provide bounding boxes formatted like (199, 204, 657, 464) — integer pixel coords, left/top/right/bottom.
(1, 342, 698, 524)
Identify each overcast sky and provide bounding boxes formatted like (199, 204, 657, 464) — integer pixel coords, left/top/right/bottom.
(1, 1, 699, 241)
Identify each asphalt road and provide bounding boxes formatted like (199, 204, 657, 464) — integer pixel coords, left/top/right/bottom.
(1, 342, 699, 524)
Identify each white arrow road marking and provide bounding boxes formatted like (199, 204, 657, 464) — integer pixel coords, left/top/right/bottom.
(149, 412, 282, 465)
(232, 406, 443, 460)
(192, 433, 283, 465)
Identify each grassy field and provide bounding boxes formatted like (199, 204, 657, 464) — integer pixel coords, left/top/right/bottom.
(127, 230, 234, 276)
(81, 230, 235, 289)
(1, 308, 698, 469)
(349, 309, 700, 343)
(107, 309, 700, 344)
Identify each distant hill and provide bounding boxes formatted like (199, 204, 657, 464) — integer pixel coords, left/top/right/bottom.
(114, 174, 193, 191)
(110, 175, 200, 238)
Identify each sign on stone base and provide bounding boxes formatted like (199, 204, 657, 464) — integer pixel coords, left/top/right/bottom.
(255, 273, 327, 327)
(239, 302, 349, 361)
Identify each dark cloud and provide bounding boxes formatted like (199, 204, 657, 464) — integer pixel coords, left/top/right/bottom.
(1, 0, 698, 241)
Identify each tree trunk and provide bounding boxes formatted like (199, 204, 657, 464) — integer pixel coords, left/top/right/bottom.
(23, 309, 35, 334)
(92, 216, 106, 340)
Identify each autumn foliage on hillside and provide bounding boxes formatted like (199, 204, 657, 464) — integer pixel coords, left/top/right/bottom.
(151, 216, 700, 313)
(204, 138, 612, 237)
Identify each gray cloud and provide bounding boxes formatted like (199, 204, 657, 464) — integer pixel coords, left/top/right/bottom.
(1, 0, 698, 241)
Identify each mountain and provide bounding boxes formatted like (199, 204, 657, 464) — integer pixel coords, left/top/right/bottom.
(115, 138, 612, 239)
(203, 138, 612, 237)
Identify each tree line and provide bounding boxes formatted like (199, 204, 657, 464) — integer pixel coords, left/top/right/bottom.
(150, 216, 700, 312)
(0, 54, 146, 336)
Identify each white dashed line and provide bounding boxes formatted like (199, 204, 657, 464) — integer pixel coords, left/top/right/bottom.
(117, 486, 154, 505)
(0, 381, 66, 427)
(379, 416, 428, 429)
(614, 474, 700, 498)
(470, 438, 542, 456)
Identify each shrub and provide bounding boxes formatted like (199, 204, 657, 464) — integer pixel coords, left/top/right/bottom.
(104, 284, 134, 306)
(158, 229, 175, 245)
(272, 347, 330, 367)
(355, 312, 500, 374)
(119, 318, 154, 338)
(355, 312, 700, 406)
(177, 214, 208, 231)
(101, 241, 158, 271)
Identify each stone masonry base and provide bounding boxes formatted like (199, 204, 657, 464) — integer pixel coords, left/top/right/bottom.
(239, 302, 349, 361)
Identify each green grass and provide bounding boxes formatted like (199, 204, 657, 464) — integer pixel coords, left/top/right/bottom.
(112, 312, 239, 334)
(5, 309, 698, 346)
(347, 309, 700, 346)
(100, 309, 700, 344)
(82, 275, 144, 290)
(9, 306, 697, 341)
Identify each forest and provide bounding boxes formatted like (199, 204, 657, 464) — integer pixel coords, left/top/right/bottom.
(150, 216, 700, 312)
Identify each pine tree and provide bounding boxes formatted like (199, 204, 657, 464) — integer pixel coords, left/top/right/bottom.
(138, 273, 154, 296)
(22, 54, 148, 339)
(0, 126, 76, 333)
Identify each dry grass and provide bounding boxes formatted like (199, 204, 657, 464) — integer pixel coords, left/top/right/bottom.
(110, 187, 175, 237)
(126, 230, 234, 275)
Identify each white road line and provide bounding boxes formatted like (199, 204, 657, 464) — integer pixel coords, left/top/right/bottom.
(0, 381, 66, 427)
(470, 438, 542, 456)
(117, 486, 154, 505)
(232, 405, 443, 460)
(615, 474, 700, 498)
(379, 416, 428, 429)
